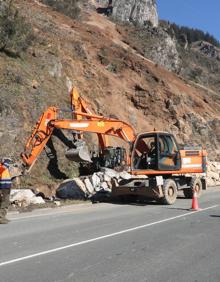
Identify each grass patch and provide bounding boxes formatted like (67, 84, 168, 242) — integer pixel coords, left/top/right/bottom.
(0, 0, 34, 57)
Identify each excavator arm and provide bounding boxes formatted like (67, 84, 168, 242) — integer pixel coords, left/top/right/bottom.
(51, 114, 136, 142)
(21, 107, 58, 170)
(21, 97, 136, 171)
(70, 88, 109, 149)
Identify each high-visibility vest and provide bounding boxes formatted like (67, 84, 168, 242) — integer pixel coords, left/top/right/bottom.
(0, 164, 12, 189)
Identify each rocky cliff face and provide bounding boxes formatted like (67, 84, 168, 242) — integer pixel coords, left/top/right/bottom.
(117, 24, 180, 72)
(96, 1, 179, 71)
(97, 0, 158, 27)
(191, 41, 220, 60)
(177, 41, 220, 93)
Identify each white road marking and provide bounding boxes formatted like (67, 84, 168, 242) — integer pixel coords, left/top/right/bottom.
(0, 205, 218, 267)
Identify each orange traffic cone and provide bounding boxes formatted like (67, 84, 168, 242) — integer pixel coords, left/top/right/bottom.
(190, 190, 200, 211)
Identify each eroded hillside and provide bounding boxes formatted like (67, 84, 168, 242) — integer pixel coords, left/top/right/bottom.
(0, 0, 220, 184)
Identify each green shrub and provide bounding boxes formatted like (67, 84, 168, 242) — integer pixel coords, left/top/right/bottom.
(41, 0, 81, 19)
(106, 63, 118, 73)
(188, 67, 203, 82)
(0, 0, 33, 56)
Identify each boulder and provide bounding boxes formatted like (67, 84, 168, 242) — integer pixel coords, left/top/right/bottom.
(208, 171, 219, 180)
(56, 179, 86, 200)
(98, 0, 159, 27)
(96, 172, 104, 182)
(111, 178, 119, 188)
(31, 196, 46, 205)
(94, 185, 102, 192)
(91, 173, 101, 188)
(101, 181, 109, 190)
(84, 178, 95, 195)
(207, 178, 218, 187)
(119, 171, 132, 180)
(107, 181, 112, 189)
(104, 174, 112, 182)
(74, 178, 88, 195)
(34, 184, 57, 199)
(101, 167, 120, 179)
(206, 161, 220, 187)
(10, 189, 45, 207)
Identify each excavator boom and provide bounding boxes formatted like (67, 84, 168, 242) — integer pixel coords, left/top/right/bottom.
(70, 88, 109, 148)
(21, 93, 136, 171)
(51, 116, 136, 143)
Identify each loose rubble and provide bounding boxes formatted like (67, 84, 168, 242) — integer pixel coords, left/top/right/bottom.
(55, 162, 220, 201)
(9, 162, 220, 209)
(10, 189, 45, 207)
(206, 162, 220, 186)
(56, 168, 125, 200)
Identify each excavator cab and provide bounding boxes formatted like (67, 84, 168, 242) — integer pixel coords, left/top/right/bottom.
(132, 132, 181, 171)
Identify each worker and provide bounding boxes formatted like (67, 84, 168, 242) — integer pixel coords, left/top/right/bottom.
(149, 141, 157, 156)
(0, 158, 12, 224)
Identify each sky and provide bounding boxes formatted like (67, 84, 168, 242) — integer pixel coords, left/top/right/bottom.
(157, 0, 220, 42)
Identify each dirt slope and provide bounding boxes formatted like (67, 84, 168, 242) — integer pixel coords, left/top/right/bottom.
(1, 0, 220, 184)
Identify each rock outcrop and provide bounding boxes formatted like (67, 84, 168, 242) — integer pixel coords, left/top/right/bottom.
(97, 0, 159, 27)
(192, 41, 220, 60)
(143, 27, 180, 71)
(206, 162, 220, 187)
(116, 22, 180, 72)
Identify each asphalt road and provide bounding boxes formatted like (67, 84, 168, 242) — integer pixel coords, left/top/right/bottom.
(1, 188, 220, 282)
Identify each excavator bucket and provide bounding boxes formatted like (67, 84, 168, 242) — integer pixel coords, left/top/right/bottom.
(65, 140, 92, 163)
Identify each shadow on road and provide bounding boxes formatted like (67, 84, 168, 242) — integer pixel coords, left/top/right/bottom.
(91, 193, 161, 206)
(210, 215, 220, 218)
(109, 199, 161, 207)
(91, 194, 191, 207)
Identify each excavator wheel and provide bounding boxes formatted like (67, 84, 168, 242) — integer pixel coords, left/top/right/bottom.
(159, 179, 177, 205)
(183, 177, 202, 199)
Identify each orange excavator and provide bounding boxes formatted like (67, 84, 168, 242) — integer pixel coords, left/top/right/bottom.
(21, 88, 207, 204)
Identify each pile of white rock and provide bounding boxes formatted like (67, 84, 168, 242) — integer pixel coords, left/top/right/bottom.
(56, 168, 134, 200)
(10, 189, 45, 207)
(206, 161, 220, 187)
(56, 162, 220, 199)
(10, 162, 220, 207)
